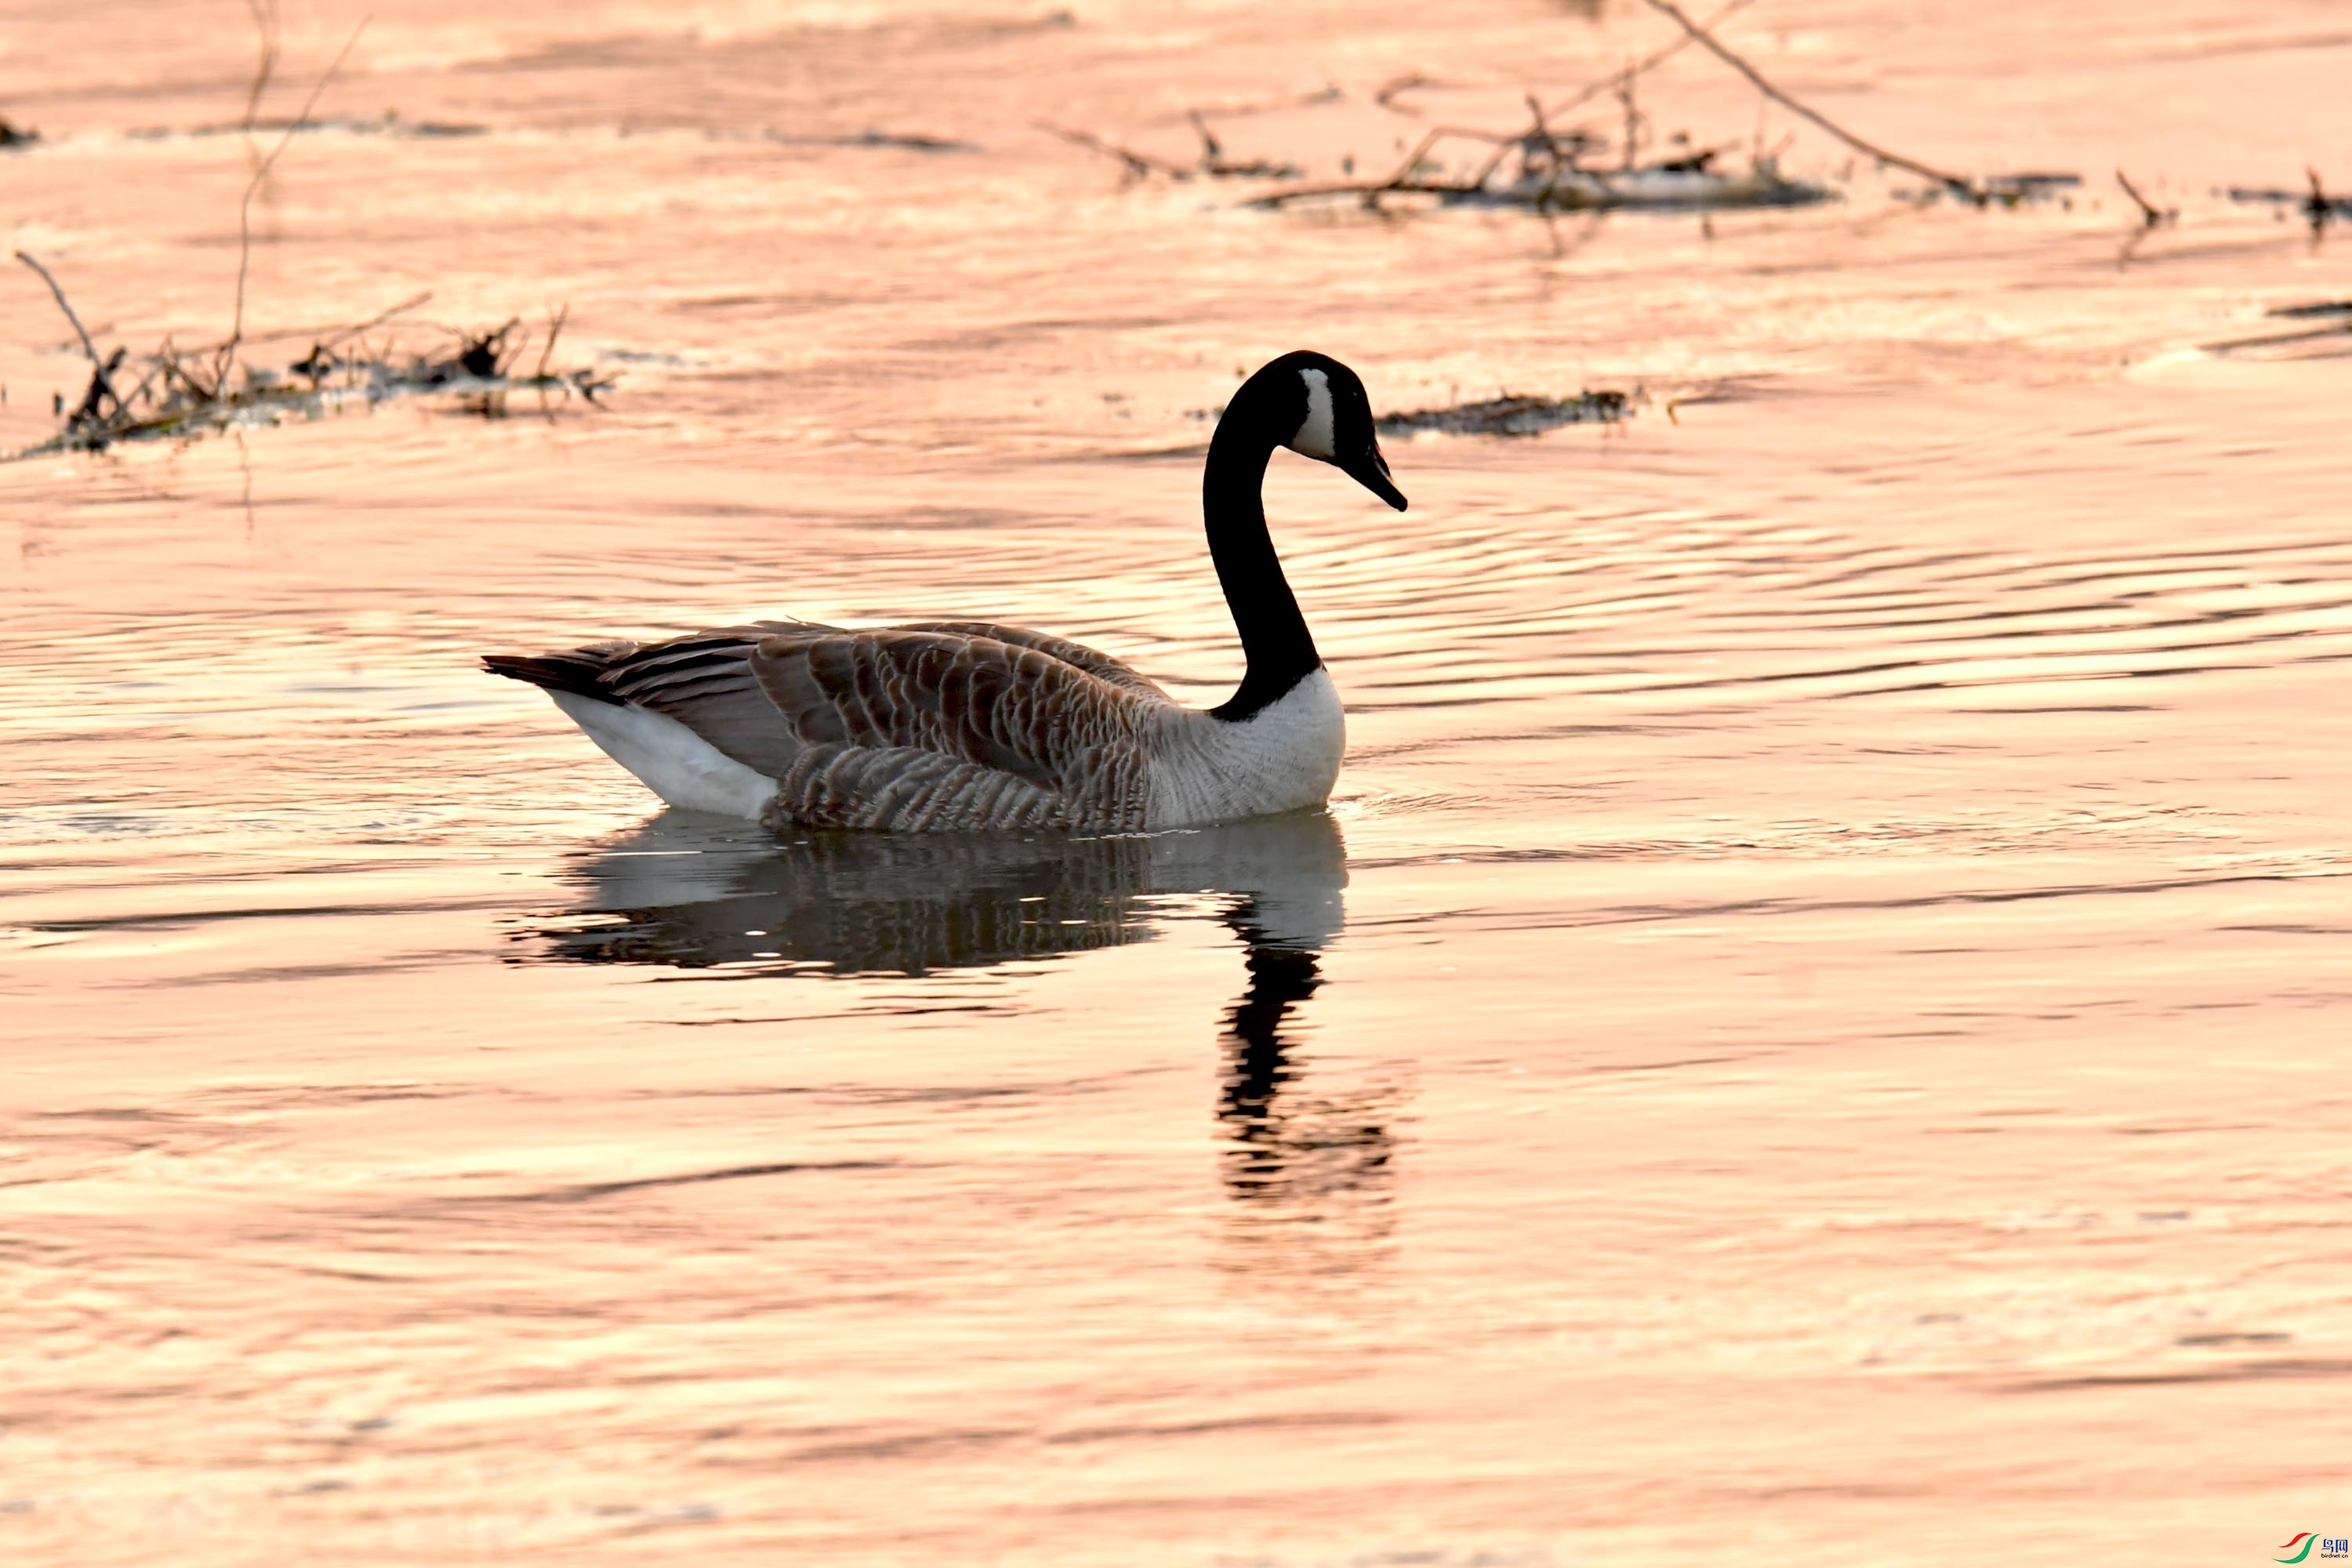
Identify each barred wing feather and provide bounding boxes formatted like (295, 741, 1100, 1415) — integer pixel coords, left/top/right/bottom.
(749, 627, 1159, 830)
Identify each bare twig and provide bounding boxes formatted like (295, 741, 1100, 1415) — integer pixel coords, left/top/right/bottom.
(1545, 0, 1755, 120)
(534, 303, 569, 380)
(1374, 74, 1435, 115)
(221, 17, 371, 386)
(1385, 124, 1526, 190)
(14, 251, 122, 418)
(241, 0, 281, 132)
(1036, 122, 1194, 181)
(2225, 176, 2352, 224)
(2114, 169, 2172, 228)
(1048, 112, 1295, 181)
(71, 347, 128, 426)
(1639, 0, 1978, 200)
(1613, 64, 1644, 172)
(1187, 109, 1222, 162)
(156, 343, 206, 404)
(1257, 102, 1636, 210)
(114, 344, 169, 415)
(184, 290, 431, 361)
(1184, 110, 1297, 176)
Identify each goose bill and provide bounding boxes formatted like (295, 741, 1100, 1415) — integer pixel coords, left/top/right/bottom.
(1342, 445, 1407, 512)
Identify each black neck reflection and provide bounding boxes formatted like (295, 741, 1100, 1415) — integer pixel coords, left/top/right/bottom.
(1214, 902, 1394, 1229)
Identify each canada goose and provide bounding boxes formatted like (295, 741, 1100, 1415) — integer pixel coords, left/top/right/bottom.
(482, 350, 1406, 832)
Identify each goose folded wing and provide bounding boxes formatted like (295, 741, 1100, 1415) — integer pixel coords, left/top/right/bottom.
(891, 622, 1173, 702)
(748, 626, 1149, 797)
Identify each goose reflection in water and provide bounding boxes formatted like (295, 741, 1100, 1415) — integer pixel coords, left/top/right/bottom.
(526, 809, 1397, 1235)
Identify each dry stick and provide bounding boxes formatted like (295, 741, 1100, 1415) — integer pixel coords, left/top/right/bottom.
(1521, 94, 1593, 200)
(1639, 0, 1978, 200)
(1182, 110, 1289, 176)
(1035, 122, 1193, 180)
(1614, 63, 1642, 172)
(1545, 0, 1755, 121)
(241, 0, 281, 132)
(14, 251, 123, 418)
(1252, 123, 1524, 208)
(1385, 124, 1520, 189)
(192, 289, 431, 358)
(220, 17, 372, 391)
(289, 288, 431, 353)
(2114, 168, 2166, 227)
(533, 303, 570, 381)
(114, 340, 172, 419)
(71, 347, 128, 426)
(1374, 74, 1434, 115)
(1466, 130, 1520, 191)
(164, 347, 218, 403)
(1266, 0, 1755, 210)
(1365, 125, 1504, 205)
(1187, 109, 1221, 163)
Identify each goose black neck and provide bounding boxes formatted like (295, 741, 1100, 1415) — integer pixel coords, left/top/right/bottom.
(1205, 419, 1319, 722)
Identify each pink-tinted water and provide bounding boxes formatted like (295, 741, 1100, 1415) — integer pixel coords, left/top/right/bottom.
(4, 2, 2351, 1563)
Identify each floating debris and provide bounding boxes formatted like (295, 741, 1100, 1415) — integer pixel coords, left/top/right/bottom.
(2114, 169, 2176, 227)
(1378, 390, 1632, 437)
(1460, 157, 1826, 212)
(1059, 0, 2061, 217)
(2198, 299, 2352, 358)
(125, 111, 488, 141)
(0, 115, 37, 148)
(9, 263, 613, 461)
(1039, 111, 1301, 183)
(761, 127, 979, 154)
(1249, 104, 1830, 213)
(8, 24, 616, 462)
(1899, 170, 2082, 208)
(1636, 0, 2017, 204)
(2227, 169, 2352, 230)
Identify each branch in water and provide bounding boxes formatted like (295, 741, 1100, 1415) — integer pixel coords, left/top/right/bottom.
(1639, 0, 1980, 201)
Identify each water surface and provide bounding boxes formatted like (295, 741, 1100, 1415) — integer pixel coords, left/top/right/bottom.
(5, 2, 2351, 1563)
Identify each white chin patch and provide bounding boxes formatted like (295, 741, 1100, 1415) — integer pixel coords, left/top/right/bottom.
(1287, 366, 1336, 459)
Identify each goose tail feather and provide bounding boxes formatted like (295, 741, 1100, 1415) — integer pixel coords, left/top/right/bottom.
(481, 641, 637, 706)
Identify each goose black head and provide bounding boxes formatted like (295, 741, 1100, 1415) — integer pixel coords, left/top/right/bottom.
(1247, 350, 1407, 512)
